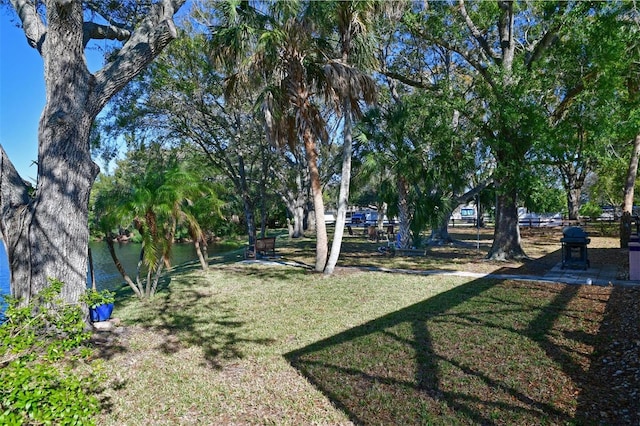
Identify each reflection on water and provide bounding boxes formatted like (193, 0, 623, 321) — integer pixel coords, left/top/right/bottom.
(88, 241, 209, 291)
(0, 241, 223, 297)
(0, 243, 9, 301)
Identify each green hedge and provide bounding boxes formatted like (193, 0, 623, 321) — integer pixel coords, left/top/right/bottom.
(1, 279, 104, 425)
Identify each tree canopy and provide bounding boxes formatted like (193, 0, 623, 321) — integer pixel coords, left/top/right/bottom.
(85, 0, 640, 275)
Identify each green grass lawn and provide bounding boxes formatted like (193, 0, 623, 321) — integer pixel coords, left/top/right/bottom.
(96, 250, 637, 424)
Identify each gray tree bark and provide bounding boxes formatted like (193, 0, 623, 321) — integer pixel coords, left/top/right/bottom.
(429, 180, 491, 245)
(237, 154, 257, 247)
(487, 185, 527, 260)
(2, 0, 185, 305)
(559, 158, 590, 221)
(622, 134, 640, 214)
(620, 133, 640, 248)
(397, 176, 412, 249)
(566, 187, 582, 221)
(282, 185, 306, 239)
(303, 127, 328, 272)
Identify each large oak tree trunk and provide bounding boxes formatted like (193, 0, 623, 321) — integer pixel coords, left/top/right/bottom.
(2, 0, 184, 306)
(429, 206, 454, 245)
(31, 115, 100, 303)
(281, 170, 307, 238)
(9, 1, 100, 304)
(429, 182, 491, 245)
(292, 202, 305, 237)
(487, 186, 527, 260)
(283, 196, 305, 238)
(559, 161, 589, 221)
(620, 133, 640, 248)
(566, 187, 582, 221)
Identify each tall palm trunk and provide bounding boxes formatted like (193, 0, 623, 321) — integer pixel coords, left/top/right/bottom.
(303, 128, 328, 271)
(199, 239, 209, 270)
(397, 176, 412, 249)
(105, 236, 143, 298)
(325, 102, 353, 275)
(192, 234, 208, 270)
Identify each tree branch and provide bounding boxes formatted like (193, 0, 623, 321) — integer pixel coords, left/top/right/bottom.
(0, 145, 30, 210)
(458, 0, 500, 61)
(0, 146, 32, 261)
(430, 37, 497, 91)
(551, 71, 596, 122)
(455, 177, 493, 205)
(380, 70, 438, 91)
(84, 0, 134, 32)
(91, 0, 186, 111)
(525, 24, 562, 70)
(9, 0, 46, 53)
(83, 22, 130, 48)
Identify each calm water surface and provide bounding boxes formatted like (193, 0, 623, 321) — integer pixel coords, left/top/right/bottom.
(0, 243, 9, 299)
(0, 241, 225, 297)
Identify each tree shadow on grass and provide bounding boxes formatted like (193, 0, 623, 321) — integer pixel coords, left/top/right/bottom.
(286, 250, 630, 425)
(575, 285, 640, 424)
(111, 273, 276, 370)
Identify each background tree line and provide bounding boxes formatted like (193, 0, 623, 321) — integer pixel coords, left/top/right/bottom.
(2, 0, 638, 305)
(94, 0, 639, 266)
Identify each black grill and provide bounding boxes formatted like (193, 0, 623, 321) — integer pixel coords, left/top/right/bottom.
(560, 226, 590, 270)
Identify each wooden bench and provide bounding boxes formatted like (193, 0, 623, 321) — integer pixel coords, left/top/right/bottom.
(255, 237, 276, 256)
(245, 237, 277, 259)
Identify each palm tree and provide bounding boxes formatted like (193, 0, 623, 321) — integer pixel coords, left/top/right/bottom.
(311, 0, 379, 275)
(357, 103, 429, 249)
(160, 164, 222, 271)
(93, 153, 219, 299)
(209, 0, 343, 271)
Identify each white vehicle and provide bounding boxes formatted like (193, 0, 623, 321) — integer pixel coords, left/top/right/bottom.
(324, 212, 336, 225)
(518, 210, 563, 227)
(451, 204, 477, 223)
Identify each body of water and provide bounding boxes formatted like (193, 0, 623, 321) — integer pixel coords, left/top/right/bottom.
(0, 241, 222, 297)
(0, 243, 9, 299)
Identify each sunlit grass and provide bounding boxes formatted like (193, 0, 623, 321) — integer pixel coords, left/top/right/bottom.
(95, 227, 630, 424)
(99, 266, 467, 424)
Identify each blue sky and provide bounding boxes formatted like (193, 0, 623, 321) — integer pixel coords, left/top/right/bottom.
(0, 17, 44, 182)
(1, 16, 108, 181)
(1, 12, 109, 182)
(1, 4, 193, 182)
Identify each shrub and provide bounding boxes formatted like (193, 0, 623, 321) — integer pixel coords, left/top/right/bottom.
(82, 288, 115, 309)
(579, 202, 603, 220)
(0, 279, 104, 425)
